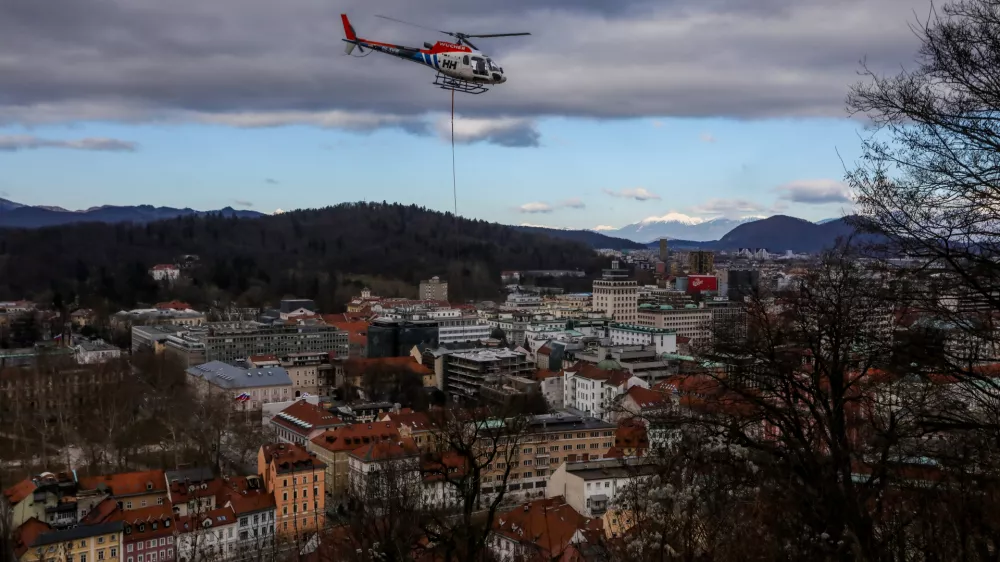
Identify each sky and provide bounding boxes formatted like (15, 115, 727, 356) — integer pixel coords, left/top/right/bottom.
(0, 0, 930, 229)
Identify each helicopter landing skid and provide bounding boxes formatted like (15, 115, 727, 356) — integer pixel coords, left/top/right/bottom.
(433, 73, 489, 95)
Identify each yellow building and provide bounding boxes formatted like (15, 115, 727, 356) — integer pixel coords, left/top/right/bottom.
(16, 519, 123, 562)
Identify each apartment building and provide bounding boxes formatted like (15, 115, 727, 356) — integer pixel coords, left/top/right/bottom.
(15, 521, 124, 562)
(427, 309, 491, 345)
(480, 412, 616, 503)
(688, 251, 715, 275)
(546, 458, 658, 517)
(306, 422, 401, 501)
(636, 304, 713, 344)
(188, 321, 348, 363)
(563, 366, 646, 420)
(270, 400, 345, 446)
(419, 276, 449, 302)
(258, 443, 326, 539)
(444, 348, 534, 401)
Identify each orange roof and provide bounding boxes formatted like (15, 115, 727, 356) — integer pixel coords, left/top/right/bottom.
(176, 506, 236, 532)
(421, 450, 469, 482)
(81, 497, 121, 524)
(249, 354, 279, 363)
(79, 469, 166, 498)
(571, 364, 632, 387)
(264, 442, 327, 473)
(324, 318, 370, 347)
(537, 345, 552, 356)
(169, 477, 226, 504)
(272, 400, 343, 435)
(383, 410, 433, 432)
(493, 497, 602, 561)
(13, 518, 51, 558)
(3, 478, 36, 504)
(310, 422, 401, 454)
(615, 419, 648, 452)
(349, 438, 418, 462)
(344, 357, 432, 376)
(534, 369, 562, 381)
(222, 476, 276, 515)
(624, 386, 670, 410)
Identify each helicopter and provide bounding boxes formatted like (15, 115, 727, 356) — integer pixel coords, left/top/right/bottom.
(342, 14, 530, 95)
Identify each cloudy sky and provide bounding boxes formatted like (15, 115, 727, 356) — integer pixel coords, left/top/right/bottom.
(0, 0, 927, 228)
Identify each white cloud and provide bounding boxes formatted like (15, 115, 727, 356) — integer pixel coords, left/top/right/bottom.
(699, 132, 717, 143)
(639, 212, 706, 225)
(560, 198, 586, 209)
(592, 225, 618, 231)
(603, 187, 662, 201)
(517, 202, 553, 214)
(436, 116, 540, 147)
(690, 198, 770, 218)
(0, 134, 137, 152)
(775, 179, 853, 204)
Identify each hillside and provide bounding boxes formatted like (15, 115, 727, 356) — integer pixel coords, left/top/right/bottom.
(514, 226, 646, 250)
(640, 216, 875, 253)
(0, 203, 604, 310)
(0, 199, 263, 228)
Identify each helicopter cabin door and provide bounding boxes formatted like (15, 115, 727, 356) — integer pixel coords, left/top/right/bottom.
(469, 56, 489, 79)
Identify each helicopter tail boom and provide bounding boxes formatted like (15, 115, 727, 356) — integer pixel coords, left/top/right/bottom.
(341, 14, 359, 54)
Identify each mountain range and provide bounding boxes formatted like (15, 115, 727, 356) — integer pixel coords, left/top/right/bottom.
(0, 198, 263, 228)
(596, 215, 766, 242)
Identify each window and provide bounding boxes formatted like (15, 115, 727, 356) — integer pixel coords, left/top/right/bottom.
(98, 550, 105, 561)
(128, 545, 134, 553)
(605, 482, 611, 488)
(141, 500, 147, 507)
(283, 479, 288, 487)
(303, 488, 308, 498)
(313, 474, 318, 483)
(302, 502, 307, 512)
(240, 517, 248, 527)
(81, 555, 87, 562)
(159, 538, 165, 546)
(156, 498, 164, 505)
(282, 492, 288, 501)
(111, 548, 117, 557)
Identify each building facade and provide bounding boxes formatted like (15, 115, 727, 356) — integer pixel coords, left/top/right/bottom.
(419, 277, 449, 302)
(608, 324, 678, 354)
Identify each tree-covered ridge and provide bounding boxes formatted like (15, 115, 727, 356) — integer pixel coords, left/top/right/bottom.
(0, 202, 602, 311)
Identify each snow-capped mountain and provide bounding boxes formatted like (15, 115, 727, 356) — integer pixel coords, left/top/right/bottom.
(814, 217, 841, 225)
(597, 214, 767, 242)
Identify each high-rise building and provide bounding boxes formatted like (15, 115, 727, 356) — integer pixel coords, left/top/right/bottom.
(419, 276, 449, 301)
(658, 238, 668, 262)
(727, 269, 760, 302)
(688, 251, 715, 275)
(592, 260, 638, 323)
(367, 318, 439, 358)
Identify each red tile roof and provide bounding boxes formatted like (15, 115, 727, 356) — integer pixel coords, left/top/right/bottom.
(81, 497, 121, 524)
(79, 469, 167, 498)
(310, 422, 401, 454)
(324, 318, 370, 347)
(272, 400, 344, 435)
(222, 476, 276, 515)
(349, 438, 418, 462)
(493, 497, 602, 561)
(624, 386, 670, 410)
(13, 518, 51, 558)
(249, 354, 279, 363)
(343, 357, 432, 376)
(534, 369, 562, 381)
(155, 300, 191, 310)
(264, 442, 327, 473)
(615, 419, 649, 452)
(176, 506, 236, 532)
(383, 410, 433, 432)
(2, 478, 36, 504)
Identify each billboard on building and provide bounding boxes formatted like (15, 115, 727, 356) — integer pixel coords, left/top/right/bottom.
(686, 275, 718, 294)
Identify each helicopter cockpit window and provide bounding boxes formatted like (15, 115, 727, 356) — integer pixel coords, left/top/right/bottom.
(463, 55, 469, 65)
(488, 59, 500, 71)
(471, 56, 487, 76)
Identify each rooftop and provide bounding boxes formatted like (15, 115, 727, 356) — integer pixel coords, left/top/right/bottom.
(186, 361, 292, 389)
(610, 323, 676, 335)
(564, 458, 659, 480)
(310, 422, 401, 454)
(272, 400, 344, 434)
(526, 411, 615, 433)
(78, 469, 167, 498)
(263, 442, 327, 473)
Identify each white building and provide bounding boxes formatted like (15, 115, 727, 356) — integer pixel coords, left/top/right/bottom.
(563, 366, 647, 420)
(149, 264, 181, 282)
(636, 304, 713, 345)
(74, 339, 122, 364)
(175, 506, 240, 562)
(592, 262, 638, 323)
(506, 293, 543, 308)
(536, 369, 564, 409)
(608, 324, 677, 355)
(546, 458, 658, 518)
(428, 309, 492, 344)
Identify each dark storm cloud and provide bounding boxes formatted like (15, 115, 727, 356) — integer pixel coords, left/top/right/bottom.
(0, 0, 929, 139)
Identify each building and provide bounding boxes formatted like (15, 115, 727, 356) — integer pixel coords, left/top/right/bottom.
(563, 365, 647, 420)
(115, 308, 205, 329)
(488, 496, 600, 562)
(636, 304, 713, 345)
(306, 422, 401, 501)
(16, 520, 124, 562)
(175, 506, 238, 562)
(658, 239, 668, 262)
(131, 325, 190, 355)
(688, 251, 715, 275)
(727, 269, 760, 302)
(419, 276, 449, 301)
(258, 443, 326, 538)
(185, 361, 294, 410)
(282, 351, 336, 398)
(74, 339, 122, 364)
(220, 476, 277, 558)
(535, 369, 564, 409)
(81, 501, 177, 562)
(200, 322, 348, 363)
(149, 264, 180, 282)
(546, 458, 658, 517)
(444, 348, 534, 401)
(367, 319, 439, 358)
(592, 261, 638, 323)
(347, 440, 420, 501)
(686, 274, 719, 295)
(323, 318, 369, 358)
(427, 309, 491, 345)
(270, 399, 345, 445)
(608, 324, 677, 354)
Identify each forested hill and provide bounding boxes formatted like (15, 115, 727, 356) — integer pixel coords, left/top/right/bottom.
(0, 202, 602, 311)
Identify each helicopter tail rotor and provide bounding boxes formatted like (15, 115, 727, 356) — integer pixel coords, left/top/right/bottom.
(341, 14, 365, 55)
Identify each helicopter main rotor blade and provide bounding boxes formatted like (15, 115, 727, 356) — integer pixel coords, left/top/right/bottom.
(374, 14, 451, 36)
(464, 33, 532, 38)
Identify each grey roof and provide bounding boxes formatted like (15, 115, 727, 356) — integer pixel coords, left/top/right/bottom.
(76, 340, 119, 352)
(132, 324, 188, 339)
(166, 467, 215, 484)
(186, 361, 292, 389)
(565, 458, 659, 480)
(526, 411, 615, 433)
(33, 522, 124, 547)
